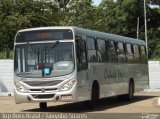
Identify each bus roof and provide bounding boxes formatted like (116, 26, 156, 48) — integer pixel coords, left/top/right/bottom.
(17, 26, 74, 32)
(17, 26, 145, 45)
(73, 27, 145, 46)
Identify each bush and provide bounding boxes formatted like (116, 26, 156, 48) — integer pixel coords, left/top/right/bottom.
(0, 51, 13, 59)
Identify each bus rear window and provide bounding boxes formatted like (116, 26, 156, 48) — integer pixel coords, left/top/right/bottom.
(16, 29, 73, 42)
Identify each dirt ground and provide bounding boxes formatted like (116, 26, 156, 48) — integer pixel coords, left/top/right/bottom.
(0, 92, 159, 113)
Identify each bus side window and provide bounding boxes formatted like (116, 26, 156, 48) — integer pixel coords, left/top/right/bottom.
(126, 44, 134, 63)
(76, 36, 88, 71)
(133, 45, 140, 63)
(117, 42, 126, 63)
(140, 45, 147, 63)
(107, 41, 118, 62)
(87, 37, 97, 62)
(97, 39, 108, 62)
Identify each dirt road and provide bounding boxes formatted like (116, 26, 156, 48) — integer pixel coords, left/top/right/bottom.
(0, 92, 159, 113)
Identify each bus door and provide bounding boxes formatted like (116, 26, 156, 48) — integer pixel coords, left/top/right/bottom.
(76, 37, 90, 101)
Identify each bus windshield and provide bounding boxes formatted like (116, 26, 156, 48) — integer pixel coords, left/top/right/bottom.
(14, 42, 74, 78)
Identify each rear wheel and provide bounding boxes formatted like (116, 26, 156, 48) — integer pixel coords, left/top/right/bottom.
(118, 81, 134, 101)
(39, 102, 47, 110)
(127, 82, 134, 101)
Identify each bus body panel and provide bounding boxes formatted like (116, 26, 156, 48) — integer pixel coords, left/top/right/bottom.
(76, 63, 148, 101)
(14, 83, 77, 104)
(14, 71, 78, 104)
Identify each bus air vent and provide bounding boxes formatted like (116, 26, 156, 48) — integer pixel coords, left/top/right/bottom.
(23, 80, 62, 86)
(32, 94, 54, 99)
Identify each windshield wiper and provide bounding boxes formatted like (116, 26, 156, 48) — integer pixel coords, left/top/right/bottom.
(52, 41, 59, 49)
(27, 42, 34, 51)
(46, 41, 60, 52)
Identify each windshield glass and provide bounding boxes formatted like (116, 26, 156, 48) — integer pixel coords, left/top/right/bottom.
(14, 42, 74, 78)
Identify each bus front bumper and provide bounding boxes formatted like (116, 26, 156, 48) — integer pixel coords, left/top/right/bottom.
(14, 89, 77, 104)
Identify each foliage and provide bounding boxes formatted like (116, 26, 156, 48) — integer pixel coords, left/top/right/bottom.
(0, 51, 13, 59)
(0, 0, 160, 59)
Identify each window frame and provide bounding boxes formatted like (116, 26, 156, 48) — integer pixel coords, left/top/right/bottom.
(76, 35, 88, 71)
(117, 42, 126, 63)
(107, 40, 118, 62)
(133, 44, 141, 63)
(96, 38, 108, 62)
(86, 36, 97, 63)
(126, 43, 134, 63)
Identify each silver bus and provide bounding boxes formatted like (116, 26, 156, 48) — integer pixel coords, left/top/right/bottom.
(14, 27, 148, 109)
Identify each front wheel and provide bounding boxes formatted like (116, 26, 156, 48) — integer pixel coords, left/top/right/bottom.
(39, 102, 47, 110)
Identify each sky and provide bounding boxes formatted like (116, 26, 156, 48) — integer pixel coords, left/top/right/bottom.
(92, 1, 160, 8)
(92, 0, 102, 6)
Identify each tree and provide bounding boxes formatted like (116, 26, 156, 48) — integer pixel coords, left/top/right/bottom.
(0, 0, 160, 59)
(55, 0, 70, 11)
(98, 0, 145, 37)
(65, 0, 94, 29)
(0, 0, 60, 58)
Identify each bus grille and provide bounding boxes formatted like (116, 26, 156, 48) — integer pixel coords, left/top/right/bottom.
(32, 94, 54, 99)
(23, 80, 62, 87)
(29, 88, 58, 92)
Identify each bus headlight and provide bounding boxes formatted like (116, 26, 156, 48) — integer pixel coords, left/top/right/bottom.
(14, 81, 27, 93)
(60, 80, 76, 91)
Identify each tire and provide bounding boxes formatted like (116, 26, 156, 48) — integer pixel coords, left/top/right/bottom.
(118, 81, 134, 101)
(127, 82, 134, 101)
(39, 102, 47, 110)
(85, 83, 99, 109)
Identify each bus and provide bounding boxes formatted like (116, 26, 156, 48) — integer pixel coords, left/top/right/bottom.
(14, 26, 148, 109)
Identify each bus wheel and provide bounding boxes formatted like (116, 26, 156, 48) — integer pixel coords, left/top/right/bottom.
(39, 102, 47, 110)
(127, 81, 134, 101)
(85, 83, 99, 109)
(118, 81, 134, 101)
